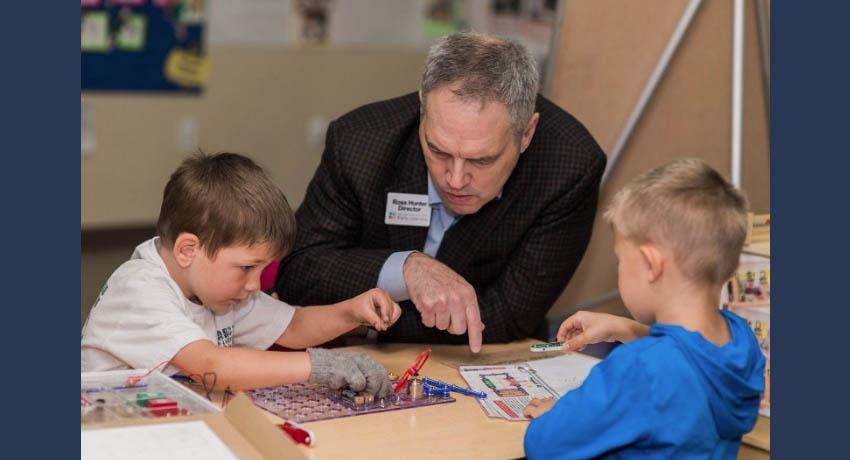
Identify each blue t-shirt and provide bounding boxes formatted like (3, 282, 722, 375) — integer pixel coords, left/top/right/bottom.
(524, 310, 765, 459)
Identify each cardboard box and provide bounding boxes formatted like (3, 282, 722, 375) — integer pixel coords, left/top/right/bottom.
(82, 393, 305, 460)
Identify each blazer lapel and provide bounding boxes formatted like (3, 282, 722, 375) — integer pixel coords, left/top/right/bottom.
(436, 192, 516, 273)
(384, 133, 429, 251)
(436, 158, 526, 273)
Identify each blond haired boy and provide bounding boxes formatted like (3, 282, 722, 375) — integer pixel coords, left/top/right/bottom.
(82, 153, 401, 395)
(523, 159, 765, 459)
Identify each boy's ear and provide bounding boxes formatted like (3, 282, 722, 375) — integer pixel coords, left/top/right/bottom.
(639, 243, 664, 283)
(172, 233, 201, 268)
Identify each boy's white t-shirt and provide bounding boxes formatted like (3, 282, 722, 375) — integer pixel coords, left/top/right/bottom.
(81, 237, 296, 375)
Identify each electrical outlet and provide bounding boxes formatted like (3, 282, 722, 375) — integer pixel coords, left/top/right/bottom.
(81, 100, 95, 156)
(176, 117, 199, 152)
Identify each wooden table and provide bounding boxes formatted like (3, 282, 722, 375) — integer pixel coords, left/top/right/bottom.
(215, 340, 769, 459)
(740, 416, 770, 459)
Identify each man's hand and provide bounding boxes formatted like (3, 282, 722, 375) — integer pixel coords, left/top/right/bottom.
(523, 398, 556, 419)
(347, 288, 402, 332)
(403, 252, 485, 352)
(557, 311, 649, 351)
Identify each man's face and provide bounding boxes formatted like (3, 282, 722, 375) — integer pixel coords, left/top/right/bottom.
(419, 85, 537, 215)
(186, 243, 276, 313)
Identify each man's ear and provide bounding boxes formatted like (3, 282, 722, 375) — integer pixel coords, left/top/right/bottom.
(519, 112, 540, 154)
(172, 233, 201, 268)
(639, 243, 664, 283)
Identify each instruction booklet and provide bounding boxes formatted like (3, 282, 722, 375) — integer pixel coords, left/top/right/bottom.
(459, 353, 599, 421)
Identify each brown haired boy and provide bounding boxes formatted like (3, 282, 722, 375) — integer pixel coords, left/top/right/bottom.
(82, 153, 401, 395)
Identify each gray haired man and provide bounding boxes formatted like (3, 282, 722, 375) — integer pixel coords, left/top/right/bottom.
(276, 32, 606, 352)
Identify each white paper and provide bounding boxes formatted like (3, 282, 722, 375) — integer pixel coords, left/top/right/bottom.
(527, 353, 599, 396)
(459, 364, 561, 421)
(208, 0, 291, 47)
(81, 421, 237, 460)
(459, 353, 599, 421)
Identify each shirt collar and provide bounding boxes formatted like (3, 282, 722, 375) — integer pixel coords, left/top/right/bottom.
(427, 174, 442, 206)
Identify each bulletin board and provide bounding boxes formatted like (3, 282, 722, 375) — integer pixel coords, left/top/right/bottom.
(81, 0, 208, 93)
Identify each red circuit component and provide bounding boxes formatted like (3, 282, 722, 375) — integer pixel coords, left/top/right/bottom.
(392, 348, 431, 395)
(278, 421, 315, 447)
(145, 398, 180, 417)
(149, 407, 181, 417)
(146, 398, 178, 408)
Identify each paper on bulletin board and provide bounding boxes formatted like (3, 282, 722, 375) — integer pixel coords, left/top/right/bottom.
(208, 0, 291, 47)
(81, 11, 111, 52)
(164, 50, 211, 88)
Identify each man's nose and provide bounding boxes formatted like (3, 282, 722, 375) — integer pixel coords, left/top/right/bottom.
(446, 159, 469, 190)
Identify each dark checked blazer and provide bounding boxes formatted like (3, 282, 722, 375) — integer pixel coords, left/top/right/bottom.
(275, 92, 606, 344)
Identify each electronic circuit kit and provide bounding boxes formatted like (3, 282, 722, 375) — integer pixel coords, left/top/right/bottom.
(246, 348, 476, 423)
(81, 369, 220, 424)
(246, 379, 455, 423)
(82, 348, 488, 431)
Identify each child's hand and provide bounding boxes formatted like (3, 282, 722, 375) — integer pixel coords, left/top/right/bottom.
(307, 348, 392, 397)
(523, 398, 556, 419)
(348, 288, 402, 332)
(557, 311, 649, 351)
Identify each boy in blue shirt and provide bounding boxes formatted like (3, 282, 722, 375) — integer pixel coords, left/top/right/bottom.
(523, 159, 765, 459)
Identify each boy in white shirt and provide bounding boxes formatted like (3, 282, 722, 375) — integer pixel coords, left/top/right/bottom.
(82, 152, 402, 396)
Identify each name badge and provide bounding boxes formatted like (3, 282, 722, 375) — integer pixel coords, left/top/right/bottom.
(385, 192, 431, 227)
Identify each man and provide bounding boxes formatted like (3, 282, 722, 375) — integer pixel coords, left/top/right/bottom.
(276, 32, 605, 352)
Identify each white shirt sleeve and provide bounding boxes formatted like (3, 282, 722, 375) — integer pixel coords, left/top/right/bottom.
(231, 291, 297, 350)
(81, 263, 212, 372)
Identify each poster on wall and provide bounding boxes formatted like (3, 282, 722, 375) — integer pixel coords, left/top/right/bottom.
(207, 0, 291, 47)
(291, 0, 333, 45)
(486, 0, 558, 56)
(422, 0, 466, 37)
(317, 0, 558, 55)
(81, 0, 208, 93)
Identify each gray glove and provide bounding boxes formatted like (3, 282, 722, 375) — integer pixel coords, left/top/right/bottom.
(307, 348, 392, 398)
(350, 352, 393, 397)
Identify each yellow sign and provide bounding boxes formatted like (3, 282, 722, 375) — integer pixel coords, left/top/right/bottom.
(164, 49, 210, 88)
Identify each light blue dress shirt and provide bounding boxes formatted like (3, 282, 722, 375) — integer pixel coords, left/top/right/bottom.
(377, 175, 460, 301)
